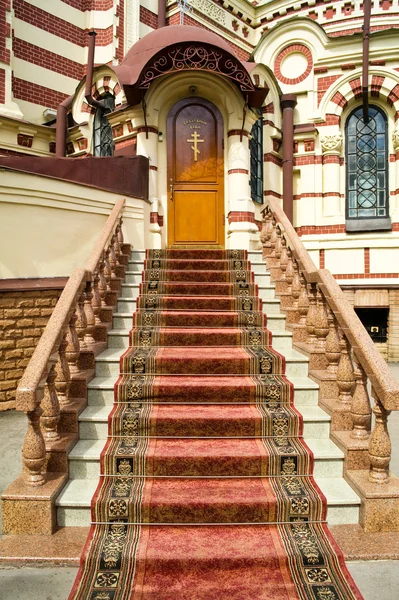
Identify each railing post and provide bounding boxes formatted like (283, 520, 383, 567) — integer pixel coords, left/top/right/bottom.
(65, 310, 80, 374)
(22, 406, 46, 486)
(337, 333, 355, 408)
(306, 283, 317, 347)
(104, 248, 113, 291)
(98, 255, 108, 305)
(108, 236, 118, 279)
(279, 237, 288, 280)
(92, 270, 102, 325)
(41, 363, 60, 441)
(369, 389, 391, 484)
(291, 260, 301, 308)
(325, 307, 340, 373)
(298, 273, 309, 326)
(84, 279, 96, 345)
(314, 288, 329, 351)
(285, 248, 294, 290)
(54, 332, 71, 406)
(351, 356, 371, 440)
(75, 291, 87, 350)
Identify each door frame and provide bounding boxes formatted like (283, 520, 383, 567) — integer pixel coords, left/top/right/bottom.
(166, 96, 225, 247)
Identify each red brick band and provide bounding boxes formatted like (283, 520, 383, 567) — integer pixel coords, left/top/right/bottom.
(228, 130, 249, 137)
(13, 38, 84, 81)
(228, 169, 249, 175)
(140, 5, 157, 29)
(12, 77, 69, 108)
(228, 211, 256, 223)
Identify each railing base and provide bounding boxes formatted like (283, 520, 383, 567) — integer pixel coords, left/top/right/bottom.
(346, 470, 399, 532)
(2, 473, 67, 535)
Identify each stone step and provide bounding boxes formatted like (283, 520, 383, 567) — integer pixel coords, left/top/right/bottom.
(56, 475, 359, 527)
(107, 328, 293, 353)
(93, 347, 309, 379)
(77, 404, 331, 441)
(67, 435, 343, 480)
(60, 247, 359, 530)
(87, 374, 319, 407)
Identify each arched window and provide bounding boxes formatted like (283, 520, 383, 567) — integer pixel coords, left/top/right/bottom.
(93, 93, 115, 156)
(345, 105, 391, 231)
(250, 112, 263, 204)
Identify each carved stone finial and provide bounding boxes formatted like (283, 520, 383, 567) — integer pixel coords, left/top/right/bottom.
(320, 133, 343, 154)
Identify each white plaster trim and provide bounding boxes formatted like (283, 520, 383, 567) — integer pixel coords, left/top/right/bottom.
(13, 58, 78, 95)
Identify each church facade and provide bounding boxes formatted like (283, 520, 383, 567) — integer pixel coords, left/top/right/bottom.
(1, 0, 399, 363)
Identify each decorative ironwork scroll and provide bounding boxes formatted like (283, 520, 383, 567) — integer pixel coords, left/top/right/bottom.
(137, 44, 255, 93)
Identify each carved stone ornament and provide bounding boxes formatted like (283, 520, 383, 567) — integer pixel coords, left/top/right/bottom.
(392, 129, 399, 153)
(190, 0, 226, 24)
(320, 133, 343, 154)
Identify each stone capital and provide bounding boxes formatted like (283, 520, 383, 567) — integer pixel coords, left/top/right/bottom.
(392, 129, 399, 153)
(320, 133, 343, 154)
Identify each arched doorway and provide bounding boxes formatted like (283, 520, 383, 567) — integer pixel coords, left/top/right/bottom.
(167, 97, 225, 247)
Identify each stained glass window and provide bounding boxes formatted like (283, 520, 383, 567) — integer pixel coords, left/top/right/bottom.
(93, 93, 115, 157)
(250, 115, 264, 204)
(345, 106, 388, 221)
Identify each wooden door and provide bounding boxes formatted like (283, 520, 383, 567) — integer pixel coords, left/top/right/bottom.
(167, 97, 224, 247)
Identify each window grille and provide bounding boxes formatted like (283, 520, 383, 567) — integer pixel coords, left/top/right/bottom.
(250, 115, 264, 204)
(93, 93, 115, 157)
(346, 105, 388, 221)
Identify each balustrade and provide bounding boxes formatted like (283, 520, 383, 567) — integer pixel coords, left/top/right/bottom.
(16, 202, 126, 486)
(260, 202, 399, 490)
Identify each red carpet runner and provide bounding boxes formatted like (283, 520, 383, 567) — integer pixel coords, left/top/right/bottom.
(69, 248, 363, 600)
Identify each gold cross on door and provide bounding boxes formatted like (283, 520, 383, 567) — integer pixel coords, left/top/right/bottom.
(187, 131, 204, 161)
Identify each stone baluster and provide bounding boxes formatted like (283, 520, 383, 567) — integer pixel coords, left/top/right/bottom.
(274, 228, 282, 261)
(269, 220, 278, 256)
(314, 288, 329, 350)
(91, 270, 102, 325)
(113, 227, 122, 266)
(285, 248, 294, 291)
(98, 256, 108, 307)
(263, 213, 274, 257)
(291, 261, 301, 308)
(41, 363, 60, 441)
(298, 274, 309, 326)
(336, 333, 355, 408)
(83, 280, 96, 345)
(279, 238, 288, 280)
(325, 307, 341, 373)
(117, 218, 124, 247)
(104, 248, 113, 292)
(351, 356, 371, 440)
(65, 310, 80, 374)
(108, 237, 118, 279)
(75, 292, 87, 350)
(306, 283, 318, 347)
(22, 406, 46, 486)
(369, 391, 391, 484)
(54, 332, 71, 407)
(259, 214, 268, 248)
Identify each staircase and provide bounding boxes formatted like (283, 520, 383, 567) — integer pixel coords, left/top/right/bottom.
(57, 248, 360, 529)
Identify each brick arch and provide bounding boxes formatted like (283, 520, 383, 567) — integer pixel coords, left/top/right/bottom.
(319, 69, 399, 122)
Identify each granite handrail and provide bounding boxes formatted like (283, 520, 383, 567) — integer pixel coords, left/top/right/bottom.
(85, 198, 125, 273)
(263, 198, 399, 412)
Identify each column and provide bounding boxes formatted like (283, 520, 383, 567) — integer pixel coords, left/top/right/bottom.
(320, 133, 343, 217)
(226, 130, 259, 249)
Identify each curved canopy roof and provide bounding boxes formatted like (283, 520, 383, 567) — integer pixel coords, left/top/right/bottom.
(114, 25, 268, 108)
